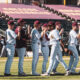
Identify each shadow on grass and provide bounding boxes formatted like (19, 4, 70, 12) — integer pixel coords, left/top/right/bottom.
(0, 73, 80, 79)
(0, 75, 49, 79)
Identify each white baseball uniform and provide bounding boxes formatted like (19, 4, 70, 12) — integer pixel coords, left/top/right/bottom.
(79, 29, 80, 50)
(5, 29, 17, 74)
(41, 32, 49, 73)
(68, 30, 79, 72)
(46, 29, 68, 74)
(31, 28, 41, 74)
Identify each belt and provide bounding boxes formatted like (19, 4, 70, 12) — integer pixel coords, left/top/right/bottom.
(6, 43, 15, 46)
(53, 40, 59, 42)
(32, 42, 40, 45)
(42, 45, 48, 47)
(70, 43, 77, 45)
(42, 45, 46, 47)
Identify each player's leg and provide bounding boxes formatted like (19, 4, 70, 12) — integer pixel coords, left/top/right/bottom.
(68, 55, 74, 71)
(0, 45, 6, 57)
(57, 45, 68, 71)
(47, 45, 58, 74)
(5, 45, 15, 75)
(41, 44, 58, 76)
(16, 48, 27, 76)
(41, 46, 49, 74)
(32, 44, 40, 75)
(65, 45, 79, 75)
(52, 57, 59, 73)
(57, 47, 70, 76)
(70, 45, 79, 73)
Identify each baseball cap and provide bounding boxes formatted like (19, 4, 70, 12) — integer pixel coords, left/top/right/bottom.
(72, 22, 77, 26)
(8, 20, 14, 25)
(17, 18, 26, 24)
(48, 21, 54, 26)
(43, 23, 48, 27)
(34, 20, 40, 25)
(55, 21, 61, 26)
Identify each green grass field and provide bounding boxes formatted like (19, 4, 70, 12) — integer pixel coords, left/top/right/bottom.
(0, 57, 80, 80)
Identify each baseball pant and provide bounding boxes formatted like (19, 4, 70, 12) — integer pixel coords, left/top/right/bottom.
(52, 46, 68, 71)
(5, 45, 15, 74)
(68, 55, 74, 70)
(41, 46, 49, 73)
(68, 44, 79, 72)
(16, 48, 26, 74)
(32, 43, 39, 74)
(52, 57, 59, 72)
(0, 45, 6, 57)
(47, 44, 68, 74)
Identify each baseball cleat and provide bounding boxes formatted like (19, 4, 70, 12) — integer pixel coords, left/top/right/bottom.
(32, 72, 40, 76)
(51, 71, 61, 74)
(18, 72, 27, 76)
(41, 73, 50, 76)
(65, 71, 71, 76)
(4, 73, 12, 76)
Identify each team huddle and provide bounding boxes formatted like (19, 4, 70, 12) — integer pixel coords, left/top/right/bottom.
(3, 18, 80, 76)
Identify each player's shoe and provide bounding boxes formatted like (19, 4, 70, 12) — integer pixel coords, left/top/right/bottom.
(65, 70, 71, 76)
(18, 72, 27, 76)
(51, 71, 61, 74)
(4, 73, 12, 76)
(42, 71, 46, 74)
(70, 71, 78, 75)
(41, 73, 50, 76)
(32, 72, 40, 76)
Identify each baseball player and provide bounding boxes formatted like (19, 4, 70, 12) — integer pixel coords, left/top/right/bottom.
(78, 22, 80, 51)
(0, 36, 6, 57)
(78, 22, 80, 74)
(31, 20, 41, 75)
(66, 22, 80, 75)
(47, 21, 60, 74)
(47, 21, 55, 32)
(4, 20, 17, 76)
(15, 19, 28, 76)
(41, 23, 49, 74)
(42, 22, 68, 76)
